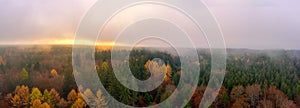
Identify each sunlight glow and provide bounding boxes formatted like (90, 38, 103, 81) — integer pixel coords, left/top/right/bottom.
(53, 39, 117, 46)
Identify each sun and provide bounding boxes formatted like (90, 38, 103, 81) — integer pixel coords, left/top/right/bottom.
(51, 39, 119, 49)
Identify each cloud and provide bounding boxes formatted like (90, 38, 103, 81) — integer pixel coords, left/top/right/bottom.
(0, 0, 299, 49)
(0, 0, 96, 42)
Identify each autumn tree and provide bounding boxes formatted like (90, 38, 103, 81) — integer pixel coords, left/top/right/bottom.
(230, 85, 245, 102)
(264, 86, 288, 108)
(101, 61, 109, 72)
(40, 102, 51, 108)
(19, 68, 29, 84)
(30, 88, 43, 105)
(164, 64, 172, 84)
(95, 90, 107, 107)
(144, 60, 152, 79)
(67, 89, 78, 105)
(83, 88, 96, 107)
(57, 98, 68, 108)
(31, 99, 42, 108)
(211, 86, 230, 108)
(50, 69, 58, 77)
(11, 95, 22, 107)
(0, 55, 6, 66)
(9, 85, 30, 107)
(245, 84, 261, 107)
(257, 99, 273, 108)
(71, 98, 86, 108)
(232, 98, 250, 108)
(5, 93, 13, 104)
(42, 89, 51, 104)
(49, 88, 61, 107)
(297, 93, 300, 107)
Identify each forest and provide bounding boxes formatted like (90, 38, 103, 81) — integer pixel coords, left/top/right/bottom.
(0, 45, 300, 108)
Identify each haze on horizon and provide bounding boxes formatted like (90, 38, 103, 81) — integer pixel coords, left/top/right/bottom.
(0, 0, 299, 49)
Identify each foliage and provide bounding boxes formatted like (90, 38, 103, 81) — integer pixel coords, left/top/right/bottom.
(30, 88, 43, 105)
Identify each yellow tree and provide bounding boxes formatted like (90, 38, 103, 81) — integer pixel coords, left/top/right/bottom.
(30, 88, 43, 105)
(10, 85, 30, 107)
(71, 98, 86, 108)
(144, 60, 151, 77)
(50, 69, 58, 77)
(164, 64, 172, 83)
(101, 61, 109, 72)
(11, 95, 22, 108)
(31, 99, 42, 108)
(17, 85, 30, 105)
(20, 68, 29, 84)
(42, 89, 51, 105)
(0, 55, 6, 66)
(67, 89, 78, 104)
(40, 102, 51, 108)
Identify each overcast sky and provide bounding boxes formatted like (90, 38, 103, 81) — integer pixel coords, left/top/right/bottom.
(0, 0, 299, 49)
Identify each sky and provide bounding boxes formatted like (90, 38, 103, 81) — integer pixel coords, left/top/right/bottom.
(0, 0, 299, 49)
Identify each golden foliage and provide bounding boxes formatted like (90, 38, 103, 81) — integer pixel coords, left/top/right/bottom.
(50, 69, 58, 77)
(67, 89, 78, 103)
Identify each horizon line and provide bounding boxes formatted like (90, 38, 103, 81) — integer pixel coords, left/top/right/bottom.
(0, 44, 299, 50)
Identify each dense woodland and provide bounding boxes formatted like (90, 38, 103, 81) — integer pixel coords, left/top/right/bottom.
(0, 45, 300, 108)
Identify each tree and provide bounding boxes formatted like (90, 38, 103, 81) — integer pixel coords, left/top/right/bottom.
(62, 67, 77, 97)
(50, 69, 58, 77)
(30, 88, 43, 105)
(33, 62, 40, 71)
(257, 99, 273, 108)
(230, 85, 245, 102)
(15, 85, 30, 106)
(101, 61, 109, 72)
(245, 84, 261, 107)
(83, 88, 107, 107)
(211, 86, 230, 108)
(280, 99, 297, 108)
(67, 89, 78, 104)
(11, 95, 22, 108)
(297, 93, 300, 107)
(20, 68, 29, 84)
(144, 60, 152, 79)
(144, 93, 153, 104)
(0, 55, 6, 66)
(40, 102, 51, 108)
(119, 87, 137, 106)
(5, 93, 13, 104)
(57, 98, 68, 108)
(71, 98, 86, 108)
(191, 86, 206, 108)
(164, 64, 172, 83)
(42, 89, 52, 104)
(31, 99, 42, 108)
(49, 88, 61, 107)
(264, 86, 288, 108)
(95, 89, 107, 108)
(83, 88, 96, 107)
(232, 98, 250, 108)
